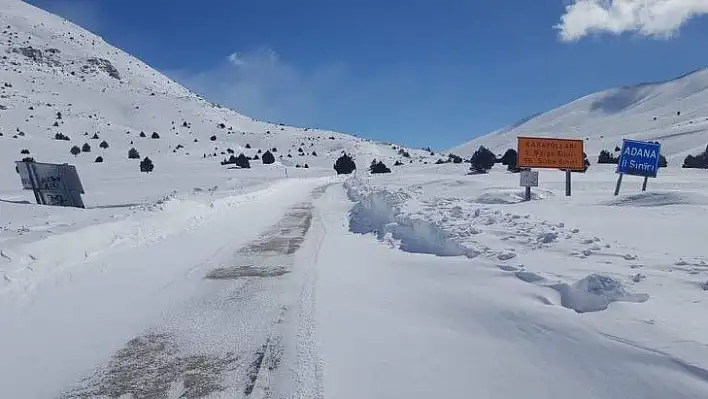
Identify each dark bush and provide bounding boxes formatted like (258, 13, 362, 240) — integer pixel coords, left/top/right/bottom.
(245, 143, 251, 149)
(253, 154, 260, 160)
(140, 157, 154, 173)
(227, 148, 234, 154)
(598, 150, 618, 164)
(151, 132, 160, 139)
(217, 123, 226, 129)
(394, 160, 403, 166)
(52, 121, 59, 127)
(398, 148, 410, 158)
(682, 145, 708, 169)
(370, 159, 392, 174)
(262, 150, 275, 164)
(470, 146, 496, 173)
(499, 149, 520, 172)
(235, 153, 250, 168)
(20, 149, 30, 154)
(20, 157, 35, 163)
(304, 164, 309, 169)
(659, 154, 667, 168)
(54, 132, 69, 140)
(92, 133, 99, 139)
(210, 135, 216, 141)
(128, 147, 140, 159)
(95, 156, 103, 163)
(82, 143, 91, 152)
(56, 111, 62, 119)
(70, 145, 81, 156)
(334, 153, 356, 175)
(448, 154, 463, 164)
(614, 146, 621, 152)
(139, 131, 146, 138)
(99, 140, 109, 149)
(257, 149, 262, 154)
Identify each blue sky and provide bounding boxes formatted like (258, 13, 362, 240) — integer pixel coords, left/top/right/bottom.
(26, 0, 708, 149)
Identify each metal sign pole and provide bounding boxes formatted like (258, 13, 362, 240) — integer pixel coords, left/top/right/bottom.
(25, 162, 43, 205)
(642, 176, 649, 192)
(525, 186, 531, 201)
(614, 173, 624, 196)
(565, 170, 571, 196)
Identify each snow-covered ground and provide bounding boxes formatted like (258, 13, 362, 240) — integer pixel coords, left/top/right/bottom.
(3, 162, 708, 398)
(3, 0, 708, 397)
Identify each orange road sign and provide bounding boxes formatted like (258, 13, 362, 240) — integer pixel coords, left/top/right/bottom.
(517, 137, 585, 170)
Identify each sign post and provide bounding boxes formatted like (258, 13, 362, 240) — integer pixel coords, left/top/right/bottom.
(517, 137, 585, 197)
(519, 170, 539, 201)
(614, 139, 661, 196)
(15, 161, 86, 208)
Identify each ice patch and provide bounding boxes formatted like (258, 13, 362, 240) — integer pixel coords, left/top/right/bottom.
(551, 274, 649, 313)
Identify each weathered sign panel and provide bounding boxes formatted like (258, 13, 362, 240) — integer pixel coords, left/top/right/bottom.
(517, 137, 585, 171)
(519, 170, 539, 187)
(617, 139, 661, 178)
(15, 161, 85, 208)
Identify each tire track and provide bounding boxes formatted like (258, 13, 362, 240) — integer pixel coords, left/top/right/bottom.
(58, 185, 332, 398)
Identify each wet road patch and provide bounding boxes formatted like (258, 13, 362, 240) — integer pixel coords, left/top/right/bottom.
(206, 265, 290, 280)
(205, 202, 314, 280)
(60, 332, 237, 399)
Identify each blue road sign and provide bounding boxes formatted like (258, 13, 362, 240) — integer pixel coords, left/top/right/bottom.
(617, 139, 661, 178)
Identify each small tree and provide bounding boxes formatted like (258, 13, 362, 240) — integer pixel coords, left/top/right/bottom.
(70, 145, 81, 157)
(334, 153, 356, 175)
(262, 150, 275, 164)
(92, 133, 99, 139)
(448, 154, 463, 164)
(140, 157, 154, 173)
(151, 132, 160, 139)
(499, 148, 520, 172)
(128, 147, 140, 159)
(469, 146, 496, 173)
(370, 159, 391, 174)
(95, 156, 104, 163)
(20, 149, 30, 154)
(235, 153, 250, 168)
(99, 140, 109, 149)
(245, 143, 251, 149)
(139, 131, 146, 138)
(394, 160, 403, 166)
(598, 150, 618, 164)
(659, 154, 668, 168)
(82, 143, 91, 152)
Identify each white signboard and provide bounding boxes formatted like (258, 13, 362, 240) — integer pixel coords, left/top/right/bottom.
(520, 170, 539, 187)
(15, 161, 85, 208)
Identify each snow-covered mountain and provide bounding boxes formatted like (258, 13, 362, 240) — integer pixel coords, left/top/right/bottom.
(451, 67, 708, 164)
(0, 0, 433, 198)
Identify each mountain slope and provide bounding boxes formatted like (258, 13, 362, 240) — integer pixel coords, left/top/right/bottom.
(0, 0, 433, 203)
(451, 68, 708, 164)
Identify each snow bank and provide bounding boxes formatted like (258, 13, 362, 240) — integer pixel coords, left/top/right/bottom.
(603, 191, 708, 207)
(344, 178, 476, 258)
(551, 274, 650, 313)
(475, 187, 553, 204)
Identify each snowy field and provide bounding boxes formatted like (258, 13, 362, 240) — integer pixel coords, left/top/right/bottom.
(2, 162, 708, 398)
(2, 0, 708, 397)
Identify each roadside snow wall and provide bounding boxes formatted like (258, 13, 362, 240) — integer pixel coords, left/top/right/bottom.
(344, 178, 477, 258)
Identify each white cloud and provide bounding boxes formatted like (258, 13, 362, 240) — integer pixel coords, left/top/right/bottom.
(169, 47, 346, 126)
(556, 0, 708, 41)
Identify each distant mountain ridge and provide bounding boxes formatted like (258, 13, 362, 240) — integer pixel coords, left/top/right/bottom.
(0, 0, 434, 193)
(452, 67, 708, 164)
